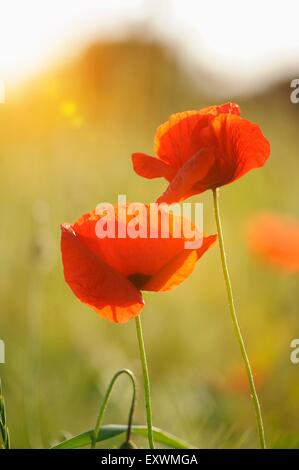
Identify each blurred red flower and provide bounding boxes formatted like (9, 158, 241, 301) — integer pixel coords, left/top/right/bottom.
(132, 103, 270, 203)
(61, 205, 216, 323)
(247, 213, 299, 273)
(215, 361, 267, 395)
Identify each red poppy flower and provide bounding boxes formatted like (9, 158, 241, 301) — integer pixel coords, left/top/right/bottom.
(247, 213, 299, 273)
(61, 205, 216, 323)
(132, 103, 270, 203)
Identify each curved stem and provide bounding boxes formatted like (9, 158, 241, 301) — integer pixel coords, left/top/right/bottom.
(134, 315, 154, 449)
(212, 188, 266, 449)
(0, 377, 11, 449)
(91, 369, 136, 448)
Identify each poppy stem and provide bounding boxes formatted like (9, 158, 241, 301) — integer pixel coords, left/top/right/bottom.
(91, 369, 136, 449)
(134, 315, 155, 449)
(212, 188, 266, 449)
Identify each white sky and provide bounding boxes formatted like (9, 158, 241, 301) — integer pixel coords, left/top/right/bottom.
(0, 0, 298, 92)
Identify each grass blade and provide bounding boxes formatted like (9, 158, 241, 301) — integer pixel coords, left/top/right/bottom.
(0, 377, 11, 449)
(51, 424, 195, 449)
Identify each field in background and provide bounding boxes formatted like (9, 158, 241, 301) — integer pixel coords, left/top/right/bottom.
(0, 38, 298, 448)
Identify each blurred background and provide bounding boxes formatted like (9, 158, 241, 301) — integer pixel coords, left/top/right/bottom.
(0, 0, 298, 449)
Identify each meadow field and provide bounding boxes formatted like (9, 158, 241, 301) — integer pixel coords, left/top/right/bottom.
(0, 38, 298, 449)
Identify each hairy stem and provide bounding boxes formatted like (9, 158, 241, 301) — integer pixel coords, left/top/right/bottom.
(212, 188, 266, 449)
(135, 315, 154, 449)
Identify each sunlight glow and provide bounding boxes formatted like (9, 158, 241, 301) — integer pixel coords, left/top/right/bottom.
(1, 0, 299, 90)
(0, 0, 145, 83)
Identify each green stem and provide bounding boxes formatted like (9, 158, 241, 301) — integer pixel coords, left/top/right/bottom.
(134, 315, 154, 449)
(212, 188, 266, 449)
(0, 377, 11, 449)
(91, 369, 136, 449)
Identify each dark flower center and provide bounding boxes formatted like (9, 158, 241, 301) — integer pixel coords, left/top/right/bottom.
(127, 272, 151, 289)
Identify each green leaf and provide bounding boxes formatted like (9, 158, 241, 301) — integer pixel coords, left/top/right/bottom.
(51, 424, 195, 449)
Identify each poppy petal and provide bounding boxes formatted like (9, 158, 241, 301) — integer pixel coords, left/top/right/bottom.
(61, 224, 144, 323)
(211, 114, 271, 184)
(154, 112, 211, 167)
(131, 152, 175, 181)
(154, 103, 240, 167)
(211, 102, 240, 116)
(157, 147, 216, 203)
(73, 208, 208, 280)
(144, 234, 217, 291)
